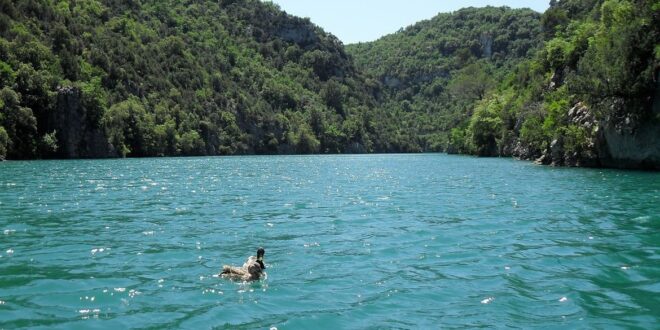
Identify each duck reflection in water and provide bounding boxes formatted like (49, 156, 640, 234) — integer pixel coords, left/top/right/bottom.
(221, 247, 266, 281)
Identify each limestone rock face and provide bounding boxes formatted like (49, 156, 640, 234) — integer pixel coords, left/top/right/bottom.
(384, 76, 402, 88)
(275, 20, 319, 46)
(520, 100, 659, 169)
(599, 118, 660, 170)
(590, 92, 660, 170)
(51, 86, 112, 158)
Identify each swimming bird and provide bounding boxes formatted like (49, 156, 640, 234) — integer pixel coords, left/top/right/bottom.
(221, 248, 266, 281)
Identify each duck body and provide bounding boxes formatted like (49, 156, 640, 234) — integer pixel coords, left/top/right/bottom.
(221, 248, 265, 281)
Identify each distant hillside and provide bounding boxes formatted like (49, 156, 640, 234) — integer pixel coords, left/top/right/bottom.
(349, 1, 660, 169)
(0, 0, 392, 160)
(347, 6, 544, 152)
(2, 1, 657, 169)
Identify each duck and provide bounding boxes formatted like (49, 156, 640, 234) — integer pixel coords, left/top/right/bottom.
(221, 247, 266, 281)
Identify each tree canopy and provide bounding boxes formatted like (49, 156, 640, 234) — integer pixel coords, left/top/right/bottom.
(1, 0, 657, 168)
(0, 0, 390, 159)
(347, 6, 544, 152)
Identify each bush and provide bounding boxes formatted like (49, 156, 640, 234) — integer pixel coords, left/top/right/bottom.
(468, 97, 504, 156)
(179, 130, 205, 155)
(0, 60, 13, 86)
(544, 38, 573, 69)
(38, 130, 58, 155)
(560, 124, 590, 155)
(0, 126, 9, 159)
(102, 97, 155, 157)
(520, 115, 547, 148)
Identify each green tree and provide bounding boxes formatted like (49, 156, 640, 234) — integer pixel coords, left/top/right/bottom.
(468, 96, 504, 156)
(0, 126, 9, 160)
(448, 62, 496, 102)
(179, 130, 205, 155)
(38, 130, 58, 156)
(0, 60, 14, 86)
(572, 0, 657, 118)
(0, 87, 37, 158)
(102, 97, 154, 157)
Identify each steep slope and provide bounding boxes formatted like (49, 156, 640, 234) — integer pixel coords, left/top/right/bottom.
(451, 0, 660, 169)
(0, 0, 386, 160)
(349, 1, 659, 169)
(347, 6, 544, 152)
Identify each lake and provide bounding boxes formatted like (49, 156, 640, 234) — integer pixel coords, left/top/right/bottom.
(0, 154, 658, 329)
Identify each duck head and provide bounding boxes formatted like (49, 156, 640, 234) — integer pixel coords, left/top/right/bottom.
(256, 247, 265, 270)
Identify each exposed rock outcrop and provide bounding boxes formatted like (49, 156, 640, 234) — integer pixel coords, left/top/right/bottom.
(275, 19, 319, 46)
(598, 122, 660, 169)
(594, 74, 660, 170)
(50, 86, 112, 158)
(528, 101, 660, 170)
(596, 97, 660, 170)
(383, 76, 402, 88)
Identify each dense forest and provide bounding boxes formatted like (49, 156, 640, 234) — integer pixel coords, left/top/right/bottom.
(350, 0, 659, 169)
(347, 6, 544, 152)
(1, 0, 658, 169)
(0, 0, 395, 159)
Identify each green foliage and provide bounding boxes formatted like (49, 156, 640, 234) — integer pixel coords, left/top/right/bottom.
(519, 115, 546, 148)
(467, 96, 504, 156)
(348, 7, 544, 153)
(544, 38, 573, 69)
(292, 125, 321, 154)
(0, 87, 37, 158)
(0, 126, 8, 159)
(570, 0, 658, 117)
(541, 87, 569, 132)
(79, 78, 108, 126)
(560, 124, 590, 155)
(0, 0, 392, 159)
(450, 0, 658, 163)
(179, 130, 205, 156)
(38, 130, 58, 154)
(0, 60, 13, 86)
(448, 62, 496, 101)
(541, 7, 569, 38)
(102, 97, 153, 157)
(448, 127, 470, 154)
(1, 0, 655, 163)
(348, 0, 656, 163)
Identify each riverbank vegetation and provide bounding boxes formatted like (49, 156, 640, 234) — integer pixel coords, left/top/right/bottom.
(349, 0, 659, 168)
(1, 0, 658, 168)
(0, 0, 390, 159)
(347, 6, 544, 153)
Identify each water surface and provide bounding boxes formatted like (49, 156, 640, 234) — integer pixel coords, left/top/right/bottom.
(0, 155, 658, 328)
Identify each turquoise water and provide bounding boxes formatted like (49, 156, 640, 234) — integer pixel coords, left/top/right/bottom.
(0, 155, 658, 329)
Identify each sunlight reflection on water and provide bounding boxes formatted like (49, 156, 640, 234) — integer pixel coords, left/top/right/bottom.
(0, 155, 658, 328)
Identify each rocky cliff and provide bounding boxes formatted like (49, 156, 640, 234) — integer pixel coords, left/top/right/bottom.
(50, 87, 112, 159)
(525, 94, 660, 170)
(598, 76, 660, 169)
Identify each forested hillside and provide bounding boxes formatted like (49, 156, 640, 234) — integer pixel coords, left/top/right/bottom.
(1, 0, 658, 169)
(350, 0, 660, 169)
(0, 0, 393, 160)
(472, 0, 659, 169)
(347, 6, 544, 152)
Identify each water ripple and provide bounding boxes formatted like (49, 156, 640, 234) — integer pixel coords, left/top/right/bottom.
(0, 155, 658, 328)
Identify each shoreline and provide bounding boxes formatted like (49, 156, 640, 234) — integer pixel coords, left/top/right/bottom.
(1, 152, 658, 172)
